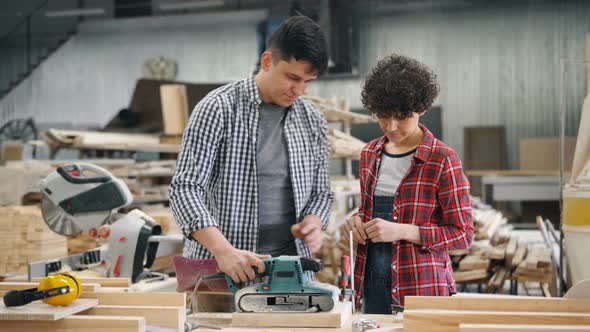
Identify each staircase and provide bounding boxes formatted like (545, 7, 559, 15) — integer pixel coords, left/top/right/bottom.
(0, 1, 79, 100)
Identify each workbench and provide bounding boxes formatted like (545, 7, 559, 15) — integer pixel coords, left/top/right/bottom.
(187, 312, 403, 332)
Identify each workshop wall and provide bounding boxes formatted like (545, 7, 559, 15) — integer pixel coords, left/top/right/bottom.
(0, 10, 264, 128)
(1, 1, 590, 169)
(309, 0, 590, 169)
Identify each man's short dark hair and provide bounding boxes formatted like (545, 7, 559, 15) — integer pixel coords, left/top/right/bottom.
(361, 54, 440, 119)
(268, 16, 329, 76)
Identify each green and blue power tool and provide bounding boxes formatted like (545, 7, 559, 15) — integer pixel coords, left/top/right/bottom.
(225, 256, 339, 313)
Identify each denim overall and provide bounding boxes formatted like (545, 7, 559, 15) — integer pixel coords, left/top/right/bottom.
(362, 195, 394, 314)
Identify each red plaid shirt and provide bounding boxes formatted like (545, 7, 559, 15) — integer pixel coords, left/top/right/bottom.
(354, 125, 473, 306)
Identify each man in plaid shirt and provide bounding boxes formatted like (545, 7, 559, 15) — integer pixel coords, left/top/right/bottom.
(169, 16, 333, 283)
(345, 54, 474, 312)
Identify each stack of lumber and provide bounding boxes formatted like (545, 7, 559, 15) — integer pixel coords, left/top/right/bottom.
(450, 205, 555, 294)
(514, 245, 553, 281)
(304, 95, 374, 160)
(0, 278, 185, 332)
(0, 206, 67, 275)
(403, 295, 590, 332)
(315, 179, 360, 285)
(328, 128, 366, 160)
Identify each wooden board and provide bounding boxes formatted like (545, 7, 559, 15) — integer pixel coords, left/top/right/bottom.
(0, 298, 98, 321)
(81, 305, 184, 330)
(231, 301, 351, 328)
(460, 324, 590, 331)
(463, 126, 506, 170)
(404, 309, 590, 332)
(404, 295, 590, 313)
(45, 129, 180, 153)
(160, 84, 189, 135)
(80, 291, 185, 307)
(519, 137, 576, 172)
(0, 315, 144, 332)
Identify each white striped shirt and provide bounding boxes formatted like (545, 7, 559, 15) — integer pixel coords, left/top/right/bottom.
(169, 75, 333, 259)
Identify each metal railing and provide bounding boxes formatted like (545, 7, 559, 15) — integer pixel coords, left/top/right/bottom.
(0, 0, 79, 99)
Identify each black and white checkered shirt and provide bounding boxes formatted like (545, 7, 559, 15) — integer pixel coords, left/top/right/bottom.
(169, 75, 333, 259)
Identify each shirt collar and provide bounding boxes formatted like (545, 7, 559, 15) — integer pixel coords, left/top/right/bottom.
(373, 123, 435, 163)
(243, 74, 296, 112)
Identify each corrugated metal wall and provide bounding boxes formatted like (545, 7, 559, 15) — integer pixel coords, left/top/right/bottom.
(1, 2, 589, 168)
(309, 1, 590, 168)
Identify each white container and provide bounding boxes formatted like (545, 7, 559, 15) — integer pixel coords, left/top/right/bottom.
(563, 184, 590, 286)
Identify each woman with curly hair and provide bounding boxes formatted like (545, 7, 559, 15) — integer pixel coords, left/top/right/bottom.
(345, 54, 474, 313)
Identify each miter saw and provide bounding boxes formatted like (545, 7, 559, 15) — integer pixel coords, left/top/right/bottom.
(30, 163, 179, 283)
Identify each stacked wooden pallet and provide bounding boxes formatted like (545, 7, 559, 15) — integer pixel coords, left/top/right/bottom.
(304, 95, 375, 160)
(450, 206, 554, 293)
(0, 206, 67, 275)
(0, 277, 185, 332)
(403, 295, 590, 331)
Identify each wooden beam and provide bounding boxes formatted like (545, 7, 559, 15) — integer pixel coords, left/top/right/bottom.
(0, 299, 98, 321)
(404, 296, 590, 313)
(0, 315, 144, 332)
(80, 305, 184, 330)
(460, 323, 590, 331)
(232, 301, 351, 328)
(404, 309, 590, 332)
(454, 269, 488, 283)
(80, 291, 185, 307)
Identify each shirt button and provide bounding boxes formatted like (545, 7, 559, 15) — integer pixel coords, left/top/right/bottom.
(391, 264, 397, 270)
(393, 216, 398, 221)
(393, 288, 398, 293)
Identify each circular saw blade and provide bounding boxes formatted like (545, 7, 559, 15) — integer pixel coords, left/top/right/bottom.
(41, 197, 111, 236)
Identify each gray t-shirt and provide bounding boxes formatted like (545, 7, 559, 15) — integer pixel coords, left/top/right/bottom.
(374, 148, 417, 196)
(256, 102, 297, 256)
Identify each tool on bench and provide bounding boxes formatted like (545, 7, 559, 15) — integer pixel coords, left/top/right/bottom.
(3, 272, 81, 307)
(32, 163, 179, 283)
(227, 256, 339, 313)
(174, 255, 339, 313)
(340, 229, 356, 314)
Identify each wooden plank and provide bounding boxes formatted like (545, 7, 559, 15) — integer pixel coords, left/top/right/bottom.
(404, 309, 590, 332)
(0, 315, 144, 332)
(0, 282, 101, 292)
(405, 296, 590, 313)
(45, 129, 180, 153)
(160, 84, 189, 135)
(80, 291, 185, 307)
(81, 305, 184, 330)
(32, 277, 131, 288)
(458, 256, 490, 271)
(460, 324, 590, 331)
(231, 301, 351, 328)
(0, 298, 98, 321)
(454, 269, 488, 283)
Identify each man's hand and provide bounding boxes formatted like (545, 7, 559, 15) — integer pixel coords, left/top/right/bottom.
(214, 247, 271, 284)
(344, 215, 367, 245)
(364, 218, 399, 243)
(291, 215, 323, 253)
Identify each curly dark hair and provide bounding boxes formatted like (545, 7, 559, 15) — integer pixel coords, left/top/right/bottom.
(361, 54, 440, 119)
